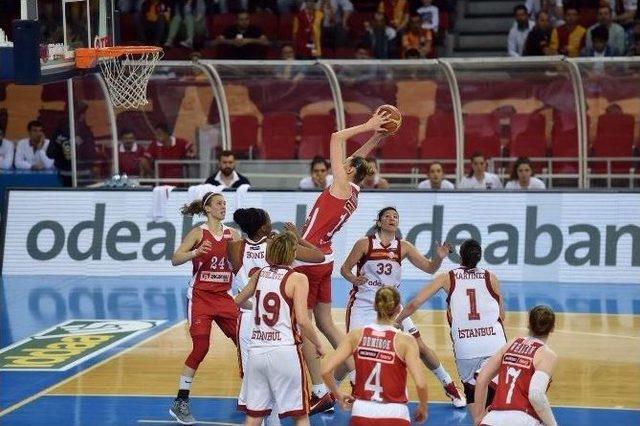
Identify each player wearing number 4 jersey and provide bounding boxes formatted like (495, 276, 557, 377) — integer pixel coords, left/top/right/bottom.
(340, 207, 465, 407)
(234, 232, 325, 426)
(397, 239, 507, 418)
(473, 305, 558, 426)
(321, 286, 429, 425)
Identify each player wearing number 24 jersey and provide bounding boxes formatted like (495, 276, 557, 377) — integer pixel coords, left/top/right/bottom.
(321, 287, 429, 425)
(473, 306, 558, 426)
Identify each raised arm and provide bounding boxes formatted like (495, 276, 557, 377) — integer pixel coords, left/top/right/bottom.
(321, 329, 360, 410)
(340, 237, 369, 285)
(396, 273, 448, 324)
(402, 240, 450, 275)
(529, 348, 558, 426)
(171, 227, 206, 266)
(283, 222, 325, 263)
(401, 335, 429, 423)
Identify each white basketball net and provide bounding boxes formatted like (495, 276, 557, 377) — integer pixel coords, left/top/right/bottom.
(99, 49, 163, 110)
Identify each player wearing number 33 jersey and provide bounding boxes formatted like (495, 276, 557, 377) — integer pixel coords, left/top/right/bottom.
(397, 239, 507, 417)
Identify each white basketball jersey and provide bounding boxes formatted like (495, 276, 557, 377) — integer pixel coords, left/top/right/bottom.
(447, 267, 506, 359)
(249, 266, 301, 348)
(235, 237, 269, 292)
(350, 235, 402, 309)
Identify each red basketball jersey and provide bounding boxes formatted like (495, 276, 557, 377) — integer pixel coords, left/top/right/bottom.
(190, 224, 234, 293)
(352, 325, 408, 404)
(301, 183, 360, 254)
(489, 337, 546, 421)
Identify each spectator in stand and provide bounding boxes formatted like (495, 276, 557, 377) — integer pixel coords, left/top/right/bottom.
(416, 0, 438, 32)
(205, 150, 251, 188)
(319, 0, 353, 51)
(141, 0, 170, 45)
(549, 5, 585, 56)
(523, 11, 553, 55)
(363, 12, 398, 58)
(627, 21, 640, 55)
(378, 0, 410, 32)
(585, 5, 626, 55)
(354, 44, 372, 58)
(402, 14, 434, 57)
(143, 123, 195, 182)
(508, 5, 535, 56)
(164, 0, 207, 49)
(614, 0, 637, 26)
(417, 161, 455, 189)
(458, 152, 503, 189)
(214, 10, 270, 59)
(293, 0, 323, 58)
(0, 129, 14, 169)
(14, 120, 54, 170)
(281, 43, 296, 59)
(117, 129, 148, 177)
(581, 24, 615, 56)
(299, 156, 333, 189)
(525, 0, 564, 27)
(505, 157, 546, 189)
(46, 121, 99, 187)
(361, 157, 390, 189)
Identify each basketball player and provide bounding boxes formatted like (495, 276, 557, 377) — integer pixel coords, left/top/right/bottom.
(473, 306, 558, 426)
(169, 192, 241, 425)
(228, 207, 324, 422)
(234, 232, 325, 426)
(341, 206, 466, 407)
(295, 108, 394, 412)
(396, 239, 506, 417)
(321, 287, 429, 425)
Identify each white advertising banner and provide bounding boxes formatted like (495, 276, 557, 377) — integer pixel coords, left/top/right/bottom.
(2, 190, 639, 283)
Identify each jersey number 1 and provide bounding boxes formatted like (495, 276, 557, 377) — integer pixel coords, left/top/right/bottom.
(254, 290, 281, 327)
(466, 288, 481, 320)
(364, 362, 384, 402)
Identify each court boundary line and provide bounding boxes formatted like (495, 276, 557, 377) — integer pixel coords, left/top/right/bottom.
(0, 320, 185, 417)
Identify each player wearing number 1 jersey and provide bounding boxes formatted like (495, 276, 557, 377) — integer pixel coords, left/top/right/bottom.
(473, 306, 558, 426)
(397, 239, 506, 417)
(321, 286, 429, 425)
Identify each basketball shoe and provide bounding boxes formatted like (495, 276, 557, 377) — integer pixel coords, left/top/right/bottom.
(170, 398, 196, 425)
(443, 382, 467, 408)
(309, 392, 336, 415)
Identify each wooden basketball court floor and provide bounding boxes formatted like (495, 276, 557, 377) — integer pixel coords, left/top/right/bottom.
(0, 275, 638, 425)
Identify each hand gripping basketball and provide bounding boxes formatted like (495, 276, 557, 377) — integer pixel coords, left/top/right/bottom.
(375, 105, 403, 135)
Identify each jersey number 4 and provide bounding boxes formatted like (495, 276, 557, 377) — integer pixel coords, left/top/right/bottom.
(466, 288, 481, 320)
(254, 290, 281, 327)
(364, 362, 384, 402)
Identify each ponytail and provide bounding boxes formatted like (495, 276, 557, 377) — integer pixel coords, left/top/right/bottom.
(374, 286, 401, 321)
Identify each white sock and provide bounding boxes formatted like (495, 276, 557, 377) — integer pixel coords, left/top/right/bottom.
(430, 364, 453, 385)
(312, 383, 328, 397)
(179, 375, 193, 390)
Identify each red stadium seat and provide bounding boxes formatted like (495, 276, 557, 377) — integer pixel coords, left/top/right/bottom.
(509, 113, 547, 157)
(463, 113, 500, 157)
(379, 116, 419, 173)
(230, 115, 259, 158)
(591, 113, 635, 173)
(345, 113, 372, 154)
(210, 13, 237, 38)
(261, 112, 298, 159)
(299, 114, 335, 159)
(277, 14, 294, 41)
(421, 112, 456, 173)
(579, 8, 598, 27)
(251, 13, 278, 39)
(551, 110, 579, 172)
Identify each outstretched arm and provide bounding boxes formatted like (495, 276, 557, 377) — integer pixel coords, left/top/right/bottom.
(396, 273, 448, 324)
(403, 240, 450, 275)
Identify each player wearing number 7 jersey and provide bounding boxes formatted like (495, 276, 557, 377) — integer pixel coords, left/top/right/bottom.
(472, 305, 558, 426)
(321, 286, 429, 425)
(396, 239, 506, 418)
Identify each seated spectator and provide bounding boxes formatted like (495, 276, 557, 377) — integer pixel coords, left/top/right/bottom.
(549, 5, 585, 57)
(118, 129, 148, 176)
(363, 12, 398, 59)
(523, 11, 553, 55)
(320, 0, 353, 51)
(505, 157, 546, 189)
(361, 157, 390, 189)
(525, 0, 564, 27)
(417, 161, 455, 189)
(458, 152, 503, 189)
(293, 0, 323, 58)
(585, 5, 626, 55)
(164, 0, 207, 49)
(378, 0, 409, 32)
(299, 156, 333, 189)
(214, 10, 269, 59)
(143, 123, 195, 181)
(508, 5, 535, 57)
(281, 43, 296, 59)
(141, 0, 170, 45)
(46, 121, 99, 187)
(0, 128, 14, 169)
(581, 25, 615, 56)
(416, 0, 438, 32)
(402, 15, 434, 57)
(614, 0, 638, 26)
(14, 120, 54, 170)
(205, 150, 251, 188)
(627, 21, 640, 55)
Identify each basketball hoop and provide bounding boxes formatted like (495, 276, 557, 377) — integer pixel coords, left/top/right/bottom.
(75, 45, 163, 110)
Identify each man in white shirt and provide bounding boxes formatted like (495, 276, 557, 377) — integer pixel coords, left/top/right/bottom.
(14, 120, 55, 170)
(204, 150, 251, 188)
(418, 161, 455, 189)
(458, 152, 503, 189)
(505, 157, 546, 189)
(0, 128, 14, 169)
(299, 156, 333, 189)
(508, 5, 535, 57)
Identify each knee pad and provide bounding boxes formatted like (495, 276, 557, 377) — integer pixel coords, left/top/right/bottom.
(185, 335, 210, 370)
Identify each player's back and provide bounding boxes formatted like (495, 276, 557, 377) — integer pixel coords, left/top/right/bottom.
(352, 235, 402, 308)
(234, 237, 268, 292)
(489, 337, 546, 422)
(190, 224, 234, 293)
(447, 267, 506, 359)
(352, 324, 408, 404)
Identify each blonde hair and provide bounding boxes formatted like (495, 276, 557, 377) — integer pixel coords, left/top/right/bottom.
(351, 156, 376, 184)
(180, 192, 222, 216)
(374, 286, 401, 321)
(266, 231, 297, 265)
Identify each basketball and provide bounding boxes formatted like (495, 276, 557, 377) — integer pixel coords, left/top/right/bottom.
(375, 104, 402, 134)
